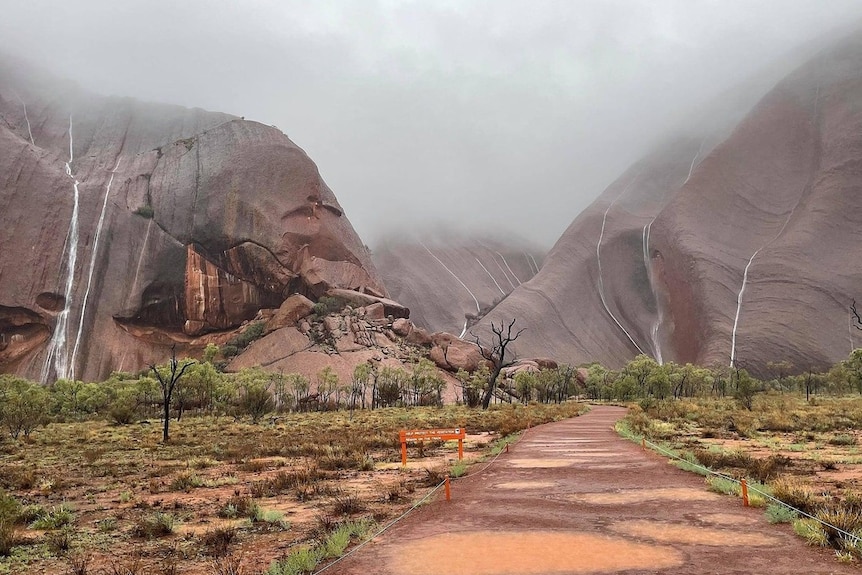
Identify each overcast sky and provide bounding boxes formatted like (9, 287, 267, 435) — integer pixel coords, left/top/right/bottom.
(2, 1, 860, 248)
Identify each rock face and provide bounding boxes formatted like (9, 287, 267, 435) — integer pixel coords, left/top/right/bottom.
(227, 308, 462, 403)
(373, 234, 544, 337)
(478, 31, 862, 375)
(0, 55, 385, 382)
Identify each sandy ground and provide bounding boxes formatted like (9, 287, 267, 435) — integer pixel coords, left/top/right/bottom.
(325, 406, 858, 575)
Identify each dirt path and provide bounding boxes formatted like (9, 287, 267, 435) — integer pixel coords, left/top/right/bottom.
(326, 405, 856, 575)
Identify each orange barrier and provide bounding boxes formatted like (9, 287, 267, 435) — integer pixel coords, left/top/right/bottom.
(399, 427, 465, 466)
(741, 478, 749, 507)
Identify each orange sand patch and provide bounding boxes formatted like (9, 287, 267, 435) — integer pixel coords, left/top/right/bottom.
(507, 458, 573, 468)
(570, 487, 722, 505)
(495, 481, 557, 490)
(611, 520, 779, 546)
(386, 531, 683, 575)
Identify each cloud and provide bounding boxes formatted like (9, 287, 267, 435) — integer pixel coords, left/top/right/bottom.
(1, 0, 859, 246)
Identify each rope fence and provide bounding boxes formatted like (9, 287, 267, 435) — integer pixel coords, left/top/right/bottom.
(313, 424, 529, 574)
(641, 436, 862, 545)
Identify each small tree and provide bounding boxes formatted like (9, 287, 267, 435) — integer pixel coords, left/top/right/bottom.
(471, 319, 525, 410)
(0, 375, 49, 439)
(351, 363, 371, 414)
(149, 346, 195, 442)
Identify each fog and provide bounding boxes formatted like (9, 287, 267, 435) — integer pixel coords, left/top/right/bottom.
(1, 1, 859, 248)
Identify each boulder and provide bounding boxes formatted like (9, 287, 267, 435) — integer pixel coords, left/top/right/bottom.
(265, 294, 314, 333)
(227, 327, 311, 371)
(430, 332, 483, 372)
(392, 318, 412, 337)
(364, 302, 386, 321)
(406, 326, 433, 347)
(533, 357, 559, 370)
(326, 288, 409, 319)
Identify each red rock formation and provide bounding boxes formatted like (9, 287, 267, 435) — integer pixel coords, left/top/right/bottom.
(373, 234, 544, 336)
(0, 56, 385, 382)
(478, 31, 862, 375)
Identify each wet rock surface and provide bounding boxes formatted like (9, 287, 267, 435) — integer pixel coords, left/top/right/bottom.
(0, 56, 384, 381)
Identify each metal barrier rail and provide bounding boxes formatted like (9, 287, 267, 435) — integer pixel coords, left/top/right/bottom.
(642, 437, 861, 545)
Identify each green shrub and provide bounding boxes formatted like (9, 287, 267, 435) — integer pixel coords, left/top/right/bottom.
(829, 434, 857, 446)
(170, 472, 204, 492)
(134, 204, 154, 219)
(771, 477, 817, 515)
(793, 518, 828, 546)
(267, 546, 322, 575)
(0, 491, 21, 524)
(30, 504, 74, 530)
(765, 503, 797, 523)
(227, 322, 266, 350)
(706, 476, 739, 496)
(132, 512, 174, 538)
(0, 520, 14, 557)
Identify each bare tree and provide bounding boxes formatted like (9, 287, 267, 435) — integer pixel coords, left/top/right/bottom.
(149, 345, 195, 442)
(471, 319, 525, 409)
(852, 300, 862, 331)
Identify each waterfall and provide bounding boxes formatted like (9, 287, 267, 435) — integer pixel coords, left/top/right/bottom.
(70, 157, 122, 375)
(496, 251, 521, 284)
(597, 175, 646, 355)
(422, 244, 480, 338)
(476, 257, 505, 295)
(42, 116, 81, 383)
(730, 83, 820, 367)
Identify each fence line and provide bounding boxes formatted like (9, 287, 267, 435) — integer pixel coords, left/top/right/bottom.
(313, 425, 528, 573)
(642, 437, 861, 545)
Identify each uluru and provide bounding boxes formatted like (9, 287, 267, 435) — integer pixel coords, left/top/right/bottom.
(0, 55, 385, 382)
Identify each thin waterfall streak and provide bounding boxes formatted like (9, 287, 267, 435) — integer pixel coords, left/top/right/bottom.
(732, 80, 822, 366)
(850, 314, 856, 354)
(729, 160, 809, 366)
(476, 257, 505, 294)
(524, 252, 535, 275)
(129, 219, 154, 306)
(42, 115, 80, 382)
(493, 256, 516, 289)
(422, 243, 480, 315)
(459, 320, 468, 339)
(11, 91, 35, 146)
(496, 251, 521, 284)
(71, 158, 122, 375)
(730, 248, 761, 366)
(527, 252, 540, 274)
(642, 221, 662, 364)
(21, 101, 35, 145)
(683, 139, 705, 186)
(597, 174, 646, 355)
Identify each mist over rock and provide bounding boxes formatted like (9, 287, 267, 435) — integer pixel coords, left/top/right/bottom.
(477, 31, 862, 375)
(373, 234, 544, 337)
(0, 56, 384, 382)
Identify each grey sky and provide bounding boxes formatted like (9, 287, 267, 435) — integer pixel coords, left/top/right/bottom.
(1, 1, 860, 247)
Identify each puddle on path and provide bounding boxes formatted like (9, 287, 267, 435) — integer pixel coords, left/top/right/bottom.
(386, 531, 683, 575)
(611, 520, 779, 546)
(507, 458, 573, 468)
(570, 487, 721, 505)
(495, 481, 557, 490)
(697, 512, 759, 525)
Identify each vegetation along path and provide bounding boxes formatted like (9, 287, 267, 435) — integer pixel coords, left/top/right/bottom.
(327, 406, 854, 575)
